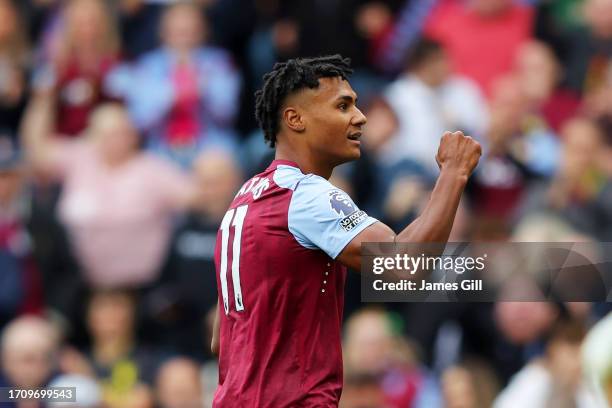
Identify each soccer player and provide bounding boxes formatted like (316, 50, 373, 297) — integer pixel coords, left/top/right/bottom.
(212, 55, 481, 407)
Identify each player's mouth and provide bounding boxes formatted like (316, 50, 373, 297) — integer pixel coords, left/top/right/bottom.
(347, 132, 362, 144)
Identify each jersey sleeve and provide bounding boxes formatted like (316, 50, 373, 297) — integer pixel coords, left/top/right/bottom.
(288, 175, 378, 259)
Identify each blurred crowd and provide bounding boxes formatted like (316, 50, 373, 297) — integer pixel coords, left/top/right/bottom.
(0, 0, 612, 407)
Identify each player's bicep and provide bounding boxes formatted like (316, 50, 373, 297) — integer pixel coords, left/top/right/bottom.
(337, 221, 396, 271)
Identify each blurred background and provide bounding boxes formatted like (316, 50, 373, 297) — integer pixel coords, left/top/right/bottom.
(0, 0, 611, 406)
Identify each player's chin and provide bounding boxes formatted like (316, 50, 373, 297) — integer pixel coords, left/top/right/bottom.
(345, 141, 362, 160)
(339, 149, 360, 163)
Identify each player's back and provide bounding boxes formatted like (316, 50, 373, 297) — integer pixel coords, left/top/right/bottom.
(213, 159, 376, 407)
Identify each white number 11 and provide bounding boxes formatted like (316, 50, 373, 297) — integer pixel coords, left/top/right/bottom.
(219, 205, 248, 314)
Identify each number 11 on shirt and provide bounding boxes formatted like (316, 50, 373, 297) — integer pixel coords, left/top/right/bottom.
(219, 205, 248, 314)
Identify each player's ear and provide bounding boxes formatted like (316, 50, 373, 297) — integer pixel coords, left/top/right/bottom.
(282, 107, 306, 133)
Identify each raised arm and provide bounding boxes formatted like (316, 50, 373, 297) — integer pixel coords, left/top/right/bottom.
(20, 93, 61, 174)
(337, 131, 481, 271)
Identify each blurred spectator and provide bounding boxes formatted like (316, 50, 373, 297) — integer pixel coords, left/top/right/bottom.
(470, 74, 560, 219)
(582, 312, 612, 407)
(565, 0, 612, 94)
(117, 0, 167, 59)
(0, 137, 43, 328)
(358, 97, 416, 225)
(22, 99, 196, 288)
(548, 118, 603, 207)
(494, 317, 599, 407)
(369, 38, 486, 229)
(379, 170, 429, 233)
(117, 0, 243, 60)
(372, 0, 438, 74)
(536, 0, 586, 32)
(84, 289, 156, 408)
(512, 212, 585, 243)
(278, 0, 374, 69)
(0, 0, 30, 135)
(343, 308, 442, 408)
(441, 359, 500, 408)
(402, 301, 522, 389)
(425, 0, 534, 97)
(340, 373, 390, 408)
(354, 1, 395, 68)
(31, 0, 121, 137)
(155, 357, 203, 408)
(514, 40, 581, 132)
(108, 1, 241, 168)
(362, 98, 399, 157)
(158, 149, 241, 358)
(489, 297, 563, 384)
(0, 316, 60, 390)
(48, 374, 102, 408)
(544, 117, 612, 240)
(494, 301, 559, 347)
(382, 38, 488, 177)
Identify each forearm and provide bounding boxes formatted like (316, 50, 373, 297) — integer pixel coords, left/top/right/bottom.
(337, 131, 480, 271)
(21, 94, 56, 166)
(395, 169, 467, 243)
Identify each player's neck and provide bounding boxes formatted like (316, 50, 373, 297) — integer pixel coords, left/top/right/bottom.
(275, 144, 334, 179)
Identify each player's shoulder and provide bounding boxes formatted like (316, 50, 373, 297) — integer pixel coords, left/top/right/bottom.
(230, 161, 306, 204)
(269, 162, 306, 190)
(288, 173, 358, 219)
(264, 160, 334, 195)
(232, 160, 349, 208)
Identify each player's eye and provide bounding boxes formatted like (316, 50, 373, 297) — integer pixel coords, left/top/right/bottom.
(338, 103, 348, 111)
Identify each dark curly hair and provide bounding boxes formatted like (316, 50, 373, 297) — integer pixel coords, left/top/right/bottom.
(254, 55, 353, 148)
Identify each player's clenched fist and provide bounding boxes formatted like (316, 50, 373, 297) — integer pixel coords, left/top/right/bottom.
(435, 131, 482, 178)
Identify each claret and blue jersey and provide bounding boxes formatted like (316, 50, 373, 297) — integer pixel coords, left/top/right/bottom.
(213, 159, 377, 408)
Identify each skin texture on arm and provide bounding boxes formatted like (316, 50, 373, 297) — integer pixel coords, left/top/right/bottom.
(337, 131, 481, 271)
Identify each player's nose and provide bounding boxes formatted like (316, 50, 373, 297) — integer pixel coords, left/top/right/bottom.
(352, 107, 367, 127)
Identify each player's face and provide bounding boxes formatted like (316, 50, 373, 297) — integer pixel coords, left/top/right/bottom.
(302, 77, 367, 166)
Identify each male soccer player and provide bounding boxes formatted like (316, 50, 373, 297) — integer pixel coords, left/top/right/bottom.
(212, 55, 481, 407)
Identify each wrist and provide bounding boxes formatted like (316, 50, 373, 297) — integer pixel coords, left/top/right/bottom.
(439, 166, 470, 185)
